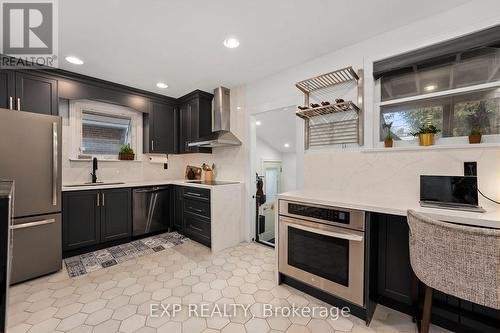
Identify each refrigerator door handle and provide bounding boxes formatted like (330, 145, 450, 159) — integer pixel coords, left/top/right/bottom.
(11, 218, 56, 230)
(52, 122, 58, 206)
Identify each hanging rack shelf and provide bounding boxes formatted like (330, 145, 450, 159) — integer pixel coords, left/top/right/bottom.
(296, 101, 360, 120)
(295, 66, 359, 93)
(295, 66, 364, 148)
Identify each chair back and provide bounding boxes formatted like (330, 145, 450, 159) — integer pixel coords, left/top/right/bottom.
(407, 209, 500, 310)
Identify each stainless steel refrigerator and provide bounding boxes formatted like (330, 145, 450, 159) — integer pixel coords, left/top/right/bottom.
(0, 108, 62, 284)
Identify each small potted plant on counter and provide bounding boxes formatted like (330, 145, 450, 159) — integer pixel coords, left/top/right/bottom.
(469, 128, 482, 144)
(118, 145, 135, 160)
(382, 122, 393, 148)
(411, 125, 440, 146)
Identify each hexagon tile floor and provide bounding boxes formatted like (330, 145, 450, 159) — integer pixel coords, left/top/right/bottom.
(7, 240, 452, 333)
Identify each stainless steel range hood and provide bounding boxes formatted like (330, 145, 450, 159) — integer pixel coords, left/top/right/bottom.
(188, 87, 242, 148)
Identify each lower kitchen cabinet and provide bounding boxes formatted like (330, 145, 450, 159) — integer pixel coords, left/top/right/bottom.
(62, 188, 131, 255)
(172, 185, 211, 247)
(374, 213, 500, 333)
(62, 190, 100, 251)
(100, 188, 131, 243)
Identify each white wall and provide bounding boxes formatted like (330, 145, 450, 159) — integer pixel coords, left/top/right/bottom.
(240, 1, 500, 240)
(281, 152, 297, 193)
(255, 137, 282, 174)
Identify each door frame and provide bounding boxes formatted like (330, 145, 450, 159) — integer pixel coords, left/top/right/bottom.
(256, 159, 282, 247)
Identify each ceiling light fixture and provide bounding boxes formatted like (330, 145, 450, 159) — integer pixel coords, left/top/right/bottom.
(424, 84, 436, 91)
(223, 38, 240, 49)
(284, 143, 290, 148)
(255, 121, 262, 126)
(65, 56, 84, 65)
(237, 106, 241, 110)
(156, 82, 169, 89)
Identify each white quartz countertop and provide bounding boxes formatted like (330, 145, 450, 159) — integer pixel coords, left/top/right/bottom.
(62, 179, 242, 191)
(278, 190, 500, 229)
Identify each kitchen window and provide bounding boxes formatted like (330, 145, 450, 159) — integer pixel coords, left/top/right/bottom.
(376, 46, 500, 146)
(69, 100, 143, 160)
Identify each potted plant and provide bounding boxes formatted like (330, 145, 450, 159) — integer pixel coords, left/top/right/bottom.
(382, 122, 394, 148)
(469, 128, 482, 144)
(118, 145, 135, 160)
(411, 125, 441, 146)
(384, 134, 393, 148)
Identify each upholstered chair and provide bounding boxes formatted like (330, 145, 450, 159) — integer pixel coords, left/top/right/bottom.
(406, 209, 500, 333)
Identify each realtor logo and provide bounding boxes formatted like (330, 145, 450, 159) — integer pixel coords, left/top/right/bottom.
(0, 0, 58, 68)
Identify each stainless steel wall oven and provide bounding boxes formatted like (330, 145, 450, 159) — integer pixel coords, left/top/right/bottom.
(278, 200, 365, 306)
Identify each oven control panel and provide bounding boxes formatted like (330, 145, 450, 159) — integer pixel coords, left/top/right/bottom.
(287, 203, 350, 224)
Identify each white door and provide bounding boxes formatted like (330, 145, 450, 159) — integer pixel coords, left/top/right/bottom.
(259, 161, 282, 244)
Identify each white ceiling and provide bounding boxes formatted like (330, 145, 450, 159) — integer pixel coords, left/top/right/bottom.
(256, 107, 297, 153)
(59, 0, 470, 97)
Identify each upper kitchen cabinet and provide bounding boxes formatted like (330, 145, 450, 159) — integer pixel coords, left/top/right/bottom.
(143, 100, 178, 154)
(57, 76, 151, 114)
(14, 72, 58, 115)
(0, 70, 15, 110)
(0, 70, 57, 115)
(178, 90, 213, 154)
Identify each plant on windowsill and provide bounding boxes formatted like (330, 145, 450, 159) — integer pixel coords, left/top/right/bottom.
(382, 122, 393, 148)
(469, 128, 482, 144)
(118, 145, 135, 160)
(411, 125, 441, 146)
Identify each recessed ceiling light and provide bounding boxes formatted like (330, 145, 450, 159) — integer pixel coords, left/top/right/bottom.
(223, 38, 240, 49)
(255, 121, 262, 126)
(424, 85, 436, 91)
(284, 143, 290, 148)
(65, 56, 84, 65)
(237, 106, 241, 110)
(156, 82, 168, 89)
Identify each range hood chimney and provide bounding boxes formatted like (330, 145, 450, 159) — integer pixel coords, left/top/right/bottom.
(188, 86, 242, 148)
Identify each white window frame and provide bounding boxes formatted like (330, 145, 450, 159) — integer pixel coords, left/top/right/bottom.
(69, 100, 143, 160)
(374, 80, 500, 149)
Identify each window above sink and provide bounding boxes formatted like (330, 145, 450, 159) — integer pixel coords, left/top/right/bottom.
(68, 100, 143, 161)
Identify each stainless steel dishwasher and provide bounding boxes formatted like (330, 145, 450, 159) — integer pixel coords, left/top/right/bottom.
(132, 186, 170, 237)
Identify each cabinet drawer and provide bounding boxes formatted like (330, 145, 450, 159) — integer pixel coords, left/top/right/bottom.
(182, 187, 210, 201)
(184, 198, 210, 218)
(184, 212, 211, 246)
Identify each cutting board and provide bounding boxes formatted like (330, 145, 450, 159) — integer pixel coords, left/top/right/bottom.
(185, 165, 202, 180)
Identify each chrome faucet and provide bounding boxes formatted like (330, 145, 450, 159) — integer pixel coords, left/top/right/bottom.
(91, 157, 98, 183)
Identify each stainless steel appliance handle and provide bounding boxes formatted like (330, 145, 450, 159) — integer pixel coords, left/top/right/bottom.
(282, 217, 364, 242)
(52, 122, 58, 206)
(17, 98, 21, 111)
(9, 96, 13, 110)
(11, 218, 56, 230)
(134, 187, 168, 193)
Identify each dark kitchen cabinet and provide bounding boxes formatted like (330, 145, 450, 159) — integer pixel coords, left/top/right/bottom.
(100, 188, 131, 242)
(178, 90, 213, 154)
(62, 190, 101, 251)
(144, 100, 177, 153)
(0, 70, 15, 109)
(171, 185, 211, 247)
(62, 188, 131, 254)
(374, 213, 500, 333)
(14, 72, 58, 115)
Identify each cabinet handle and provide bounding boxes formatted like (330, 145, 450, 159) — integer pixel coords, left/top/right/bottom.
(102, 193, 105, 206)
(97, 193, 100, 206)
(186, 192, 201, 197)
(151, 140, 154, 151)
(17, 98, 20, 111)
(188, 206, 203, 213)
(9, 96, 13, 110)
(190, 225, 204, 232)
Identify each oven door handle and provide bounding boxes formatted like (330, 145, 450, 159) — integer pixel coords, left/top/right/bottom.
(284, 220, 364, 242)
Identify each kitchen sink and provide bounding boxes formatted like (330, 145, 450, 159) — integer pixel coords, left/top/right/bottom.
(63, 182, 125, 187)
